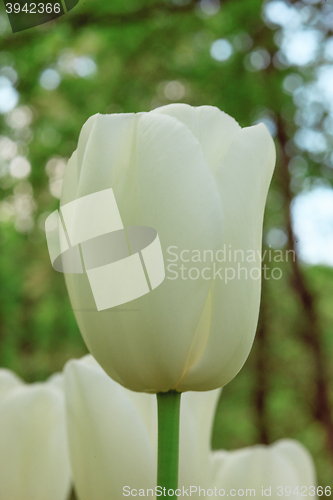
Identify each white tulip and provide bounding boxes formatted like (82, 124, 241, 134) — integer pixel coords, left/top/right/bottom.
(0, 369, 71, 500)
(211, 440, 318, 499)
(60, 104, 276, 393)
(64, 356, 318, 500)
(64, 355, 221, 499)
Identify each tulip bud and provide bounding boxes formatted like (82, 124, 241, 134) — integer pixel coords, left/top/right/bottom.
(57, 104, 275, 393)
(0, 369, 71, 500)
(211, 440, 317, 498)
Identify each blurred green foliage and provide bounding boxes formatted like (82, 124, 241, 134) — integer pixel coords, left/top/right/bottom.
(0, 0, 333, 490)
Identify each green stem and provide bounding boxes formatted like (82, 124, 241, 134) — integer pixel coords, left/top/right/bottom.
(157, 391, 181, 498)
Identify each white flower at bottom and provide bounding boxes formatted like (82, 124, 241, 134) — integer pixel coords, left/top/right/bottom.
(64, 356, 318, 500)
(64, 355, 220, 499)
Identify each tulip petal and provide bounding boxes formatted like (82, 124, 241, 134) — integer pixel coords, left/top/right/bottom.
(209, 450, 229, 485)
(178, 123, 275, 391)
(0, 383, 71, 500)
(153, 103, 241, 174)
(69, 113, 137, 202)
(60, 150, 79, 207)
(212, 441, 317, 496)
(80, 355, 158, 451)
(179, 389, 221, 489)
(47, 372, 65, 391)
(273, 439, 317, 485)
(76, 113, 99, 171)
(0, 368, 22, 401)
(64, 356, 156, 500)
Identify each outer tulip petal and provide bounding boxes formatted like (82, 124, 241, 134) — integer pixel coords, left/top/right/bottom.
(61, 113, 103, 207)
(0, 382, 71, 500)
(63, 112, 224, 392)
(79, 355, 158, 450)
(121, 388, 157, 450)
(64, 356, 156, 500)
(61, 150, 79, 207)
(76, 113, 100, 171)
(177, 123, 275, 391)
(0, 368, 22, 401)
(153, 103, 241, 174)
(209, 450, 229, 485)
(273, 439, 317, 485)
(47, 372, 66, 392)
(61, 114, 138, 387)
(74, 113, 137, 201)
(212, 440, 317, 498)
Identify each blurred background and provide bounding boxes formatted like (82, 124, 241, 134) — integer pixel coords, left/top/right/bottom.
(0, 0, 333, 489)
